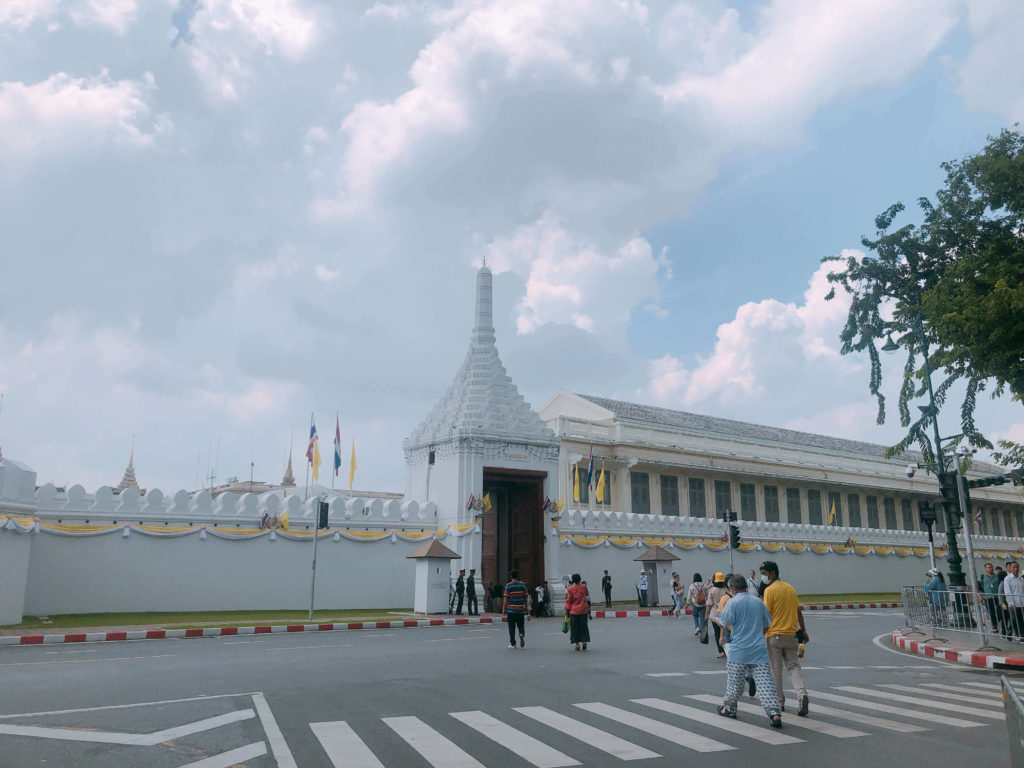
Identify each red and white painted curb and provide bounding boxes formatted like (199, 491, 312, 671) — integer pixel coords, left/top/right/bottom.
(891, 630, 1024, 669)
(803, 602, 898, 611)
(0, 603, 899, 647)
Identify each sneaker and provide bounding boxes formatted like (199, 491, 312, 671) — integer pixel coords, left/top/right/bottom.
(768, 713, 782, 729)
(693, 627, 700, 635)
(797, 694, 809, 717)
(508, 643, 516, 649)
(520, 635, 525, 648)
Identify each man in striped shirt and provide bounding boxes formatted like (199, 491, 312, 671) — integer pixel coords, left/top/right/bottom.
(503, 570, 530, 648)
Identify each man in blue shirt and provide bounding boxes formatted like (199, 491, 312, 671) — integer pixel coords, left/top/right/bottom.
(716, 574, 782, 727)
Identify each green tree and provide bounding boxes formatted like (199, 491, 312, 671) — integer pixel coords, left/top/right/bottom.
(823, 128, 1024, 465)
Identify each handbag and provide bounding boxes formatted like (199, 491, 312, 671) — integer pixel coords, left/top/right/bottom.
(699, 623, 709, 644)
(561, 615, 570, 633)
(795, 628, 806, 643)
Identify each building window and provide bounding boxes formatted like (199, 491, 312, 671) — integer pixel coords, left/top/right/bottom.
(764, 486, 780, 523)
(715, 480, 733, 520)
(866, 496, 880, 529)
(883, 498, 897, 530)
(631, 472, 650, 515)
(847, 494, 862, 527)
(660, 475, 680, 516)
(688, 477, 706, 518)
(901, 499, 914, 531)
(1016, 511, 1024, 538)
(1004, 509, 1014, 537)
(786, 487, 801, 524)
(808, 490, 822, 526)
(740, 483, 757, 521)
(574, 465, 589, 504)
(827, 492, 843, 526)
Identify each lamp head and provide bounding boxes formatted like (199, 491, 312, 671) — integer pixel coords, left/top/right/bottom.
(881, 333, 900, 353)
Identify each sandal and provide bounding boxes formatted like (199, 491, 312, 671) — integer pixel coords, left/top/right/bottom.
(768, 714, 782, 729)
(582, 643, 588, 651)
(574, 643, 580, 651)
(716, 704, 736, 719)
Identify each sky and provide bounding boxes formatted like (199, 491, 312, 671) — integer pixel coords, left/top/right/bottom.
(1, 0, 1022, 495)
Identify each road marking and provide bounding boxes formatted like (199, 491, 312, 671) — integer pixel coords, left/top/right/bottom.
(788, 701, 929, 732)
(868, 665, 903, 669)
(922, 683, 1003, 695)
(646, 673, 688, 677)
(266, 643, 352, 651)
(515, 706, 660, 761)
(310, 721, 385, 768)
(632, 698, 801, 745)
(0, 692, 261, 720)
(833, 686, 1004, 720)
(824, 666, 859, 670)
(451, 710, 581, 767)
(44, 649, 97, 655)
(0, 709, 254, 745)
(961, 681, 1024, 693)
(176, 742, 267, 768)
(574, 702, 733, 753)
(692, 670, 726, 675)
(0, 654, 174, 667)
(356, 634, 394, 638)
(871, 632, 951, 665)
(384, 716, 484, 767)
(686, 695, 866, 738)
(879, 684, 999, 706)
(806, 689, 984, 728)
(253, 693, 298, 768)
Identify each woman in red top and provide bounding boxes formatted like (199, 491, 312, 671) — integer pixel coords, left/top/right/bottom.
(564, 573, 591, 651)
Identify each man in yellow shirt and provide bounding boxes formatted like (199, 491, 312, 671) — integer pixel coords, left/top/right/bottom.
(759, 560, 809, 716)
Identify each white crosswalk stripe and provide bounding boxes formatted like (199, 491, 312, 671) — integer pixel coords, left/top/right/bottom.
(646, 672, 688, 677)
(923, 683, 1003, 695)
(787, 700, 929, 732)
(806, 690, 985, 728)
(960, 681, 1024, 694)
(310, 721, 385, 768)
(632, 698, 802, 745)
(686, 695, 868, 738)
(879, 684, 1000, 706)
(450, 711, 581, 768)
(574, 702, 733, 753)
(383, 716, 484, 768)
(515, 706, 660, 761)
(832, 686, 1005, 720)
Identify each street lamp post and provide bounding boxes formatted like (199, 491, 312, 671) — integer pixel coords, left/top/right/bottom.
(954, 449, 989, 643)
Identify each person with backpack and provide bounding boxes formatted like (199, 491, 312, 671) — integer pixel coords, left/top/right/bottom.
(687, 572, 708, 637)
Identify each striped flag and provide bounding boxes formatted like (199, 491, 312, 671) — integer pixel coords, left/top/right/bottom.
(975, 508, 982, 524)
(260, 511, 270, 529)
(333, 415, 342, 477)
(465, 493, 476, 510)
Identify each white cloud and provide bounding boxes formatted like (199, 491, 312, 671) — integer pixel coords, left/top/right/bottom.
(947, 0, 1024, 122)
(69, 0, 137, 33)
(314, 265, 339, 282)
(0, 70, 170, 158)
(0, 0, 60, 30)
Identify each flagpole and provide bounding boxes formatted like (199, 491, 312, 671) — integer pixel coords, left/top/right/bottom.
(303, 412, 312, 503)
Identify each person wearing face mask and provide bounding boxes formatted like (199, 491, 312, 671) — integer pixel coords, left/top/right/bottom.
(759, 560, 809, 717)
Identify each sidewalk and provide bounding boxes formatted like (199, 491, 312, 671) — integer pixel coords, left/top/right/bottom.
(892, 627, 1024, 670)
(0, 602, 898, 647)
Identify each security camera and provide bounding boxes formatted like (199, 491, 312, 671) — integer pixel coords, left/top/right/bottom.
(906, 464, 917, 478)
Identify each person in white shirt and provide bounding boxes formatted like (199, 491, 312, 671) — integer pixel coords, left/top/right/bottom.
(746, 570, 759, 595)
(1001, 561, 1024, 639)
(638, 571, 649, 607)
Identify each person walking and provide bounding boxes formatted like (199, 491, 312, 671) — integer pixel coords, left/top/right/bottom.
(760, 560, 809, 716)
(715, 574, 782, 727)
(979, 563, 1002, 635)
(716, 577, 756, 698)
(503, 569, 530, 648)
(671, 573, 685, 617)
(925, 568, 949, 627)
(746, 570, 758, 594)
(687, 573, 707, 637)
(1001, 561, 1024, 639)
(455, 569, 466, 615)
(565, 573, 591, 651)
(601, 570, 613, 608)
(466, 568, 478, 616)
(706, 573, 729, 658)
(638, 570, 649, 607)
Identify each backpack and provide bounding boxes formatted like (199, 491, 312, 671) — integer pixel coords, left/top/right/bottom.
(693, 585, 706, 606)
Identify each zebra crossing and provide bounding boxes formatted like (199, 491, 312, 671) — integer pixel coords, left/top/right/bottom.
(307, 680, 1013, 766)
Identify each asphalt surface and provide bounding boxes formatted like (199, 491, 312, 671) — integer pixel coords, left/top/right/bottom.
(0, 609, 1016, 767)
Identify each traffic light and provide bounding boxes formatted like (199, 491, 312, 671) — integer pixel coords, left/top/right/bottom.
(936, 471, 961, 531)
(728, 524, 740, 549)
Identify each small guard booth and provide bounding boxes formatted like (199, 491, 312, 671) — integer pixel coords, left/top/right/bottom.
(407, 539, 461, 614)
(634, 545, 679, 608)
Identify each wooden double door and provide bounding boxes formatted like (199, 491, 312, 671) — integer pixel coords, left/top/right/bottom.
(480, 468, 546, 591)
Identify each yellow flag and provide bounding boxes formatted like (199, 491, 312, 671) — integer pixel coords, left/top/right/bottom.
(482, 493, 492, 512)
(573, 465, 579, 502)
(311, 439, 322, 483)
(348, 439, 357, 489)
(828, 501, 836, 525)
(555, 498, 563, 513)
(596, 469, 606, 503)
(278, 510, 290, 529)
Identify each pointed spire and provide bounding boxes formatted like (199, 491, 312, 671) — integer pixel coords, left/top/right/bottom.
(472, 261, 495, 345)
(116, 438, 139, 493)
(281, 444, 296, 487)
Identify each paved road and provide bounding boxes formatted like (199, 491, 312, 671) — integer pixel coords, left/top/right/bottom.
(0, 609, 1014, 767)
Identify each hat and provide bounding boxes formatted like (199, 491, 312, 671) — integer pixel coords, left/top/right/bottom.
(926, 568, 938, 576)
(713, 572, 725, 582)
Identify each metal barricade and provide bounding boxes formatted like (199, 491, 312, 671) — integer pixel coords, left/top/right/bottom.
(901, 584, 1009, 648)
(1002, 676, 1024, 767)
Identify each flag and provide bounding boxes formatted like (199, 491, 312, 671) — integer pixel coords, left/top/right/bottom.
(587, 446, 594, 490)
(975, 508, 983, 524)
(348, 439, 357, 489)
(482, 493, 492, 512)
(278, 510, 290, 529)
(260, 511, 270, 529)
(573, 465, 579, 502)
(542, 496, 551, 512)
(555, 498, 564, 513)
(311, 438, 322, 483)
(828, 501, 836, 525)
(305, 420, 317, 463)
(596, 469, 606, 503)
(333, 415, 342, 477)
(466, 493, 476, 510)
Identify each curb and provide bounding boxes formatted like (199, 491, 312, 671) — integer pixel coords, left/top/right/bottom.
(0, 603, 898, 647)
(891, 630, 1024, 670)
